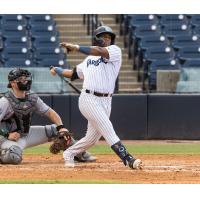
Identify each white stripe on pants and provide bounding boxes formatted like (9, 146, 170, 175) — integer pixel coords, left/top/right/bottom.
(65, 92, 120, 158)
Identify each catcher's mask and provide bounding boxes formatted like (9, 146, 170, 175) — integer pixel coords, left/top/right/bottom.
(7, 68, 32, 91)
(93, 25, 116, 47)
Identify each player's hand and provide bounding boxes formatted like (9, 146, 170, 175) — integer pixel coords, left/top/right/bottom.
(49, 66, 57, 76)
(60, 42, 79, 53)
(8, 132, 20, 141)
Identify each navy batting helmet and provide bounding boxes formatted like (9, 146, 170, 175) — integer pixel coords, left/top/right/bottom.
(93, 25, 116, 46)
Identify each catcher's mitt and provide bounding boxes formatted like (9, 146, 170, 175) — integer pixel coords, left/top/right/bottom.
(49, 130, 72, 154)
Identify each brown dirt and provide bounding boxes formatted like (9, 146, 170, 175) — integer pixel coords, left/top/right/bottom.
(1, 154, 200, 183)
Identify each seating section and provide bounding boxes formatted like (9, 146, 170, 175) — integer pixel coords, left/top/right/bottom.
(0, 14, 67, 68)
(0, 14, 71, 94)
(120, 14, 200, 91)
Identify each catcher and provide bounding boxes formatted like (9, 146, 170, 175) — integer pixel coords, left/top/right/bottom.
(0, 68, 96, 164)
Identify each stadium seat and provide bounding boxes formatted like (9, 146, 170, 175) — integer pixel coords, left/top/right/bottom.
(0, 36, 3, 49)
(30, 25, 58, 37)
(36, 58, 69, 68)
(1, 14, 27, 26)
(1, 47, 32, 61)
(182, 59, 200, 68)
(4, 36, 31, 48)
(148, 59, 181, 90)
(176, 46, 200, 64)
(1, 24, 28, 37)
(162, 24, 192, 39)
(26, 14, 53, 22)
(189, 15, 200, 27)
(159, 14, 188, 26)
(32, 35, 60, 49)
(172, 35, 200, 51)
(129, 14, 159, 29)
(128, 24, 162, 60)
(4, 58, 34, 67)
(141, 47, 176, 89)
(33, 47, 65, 62)
(135, 35, 170, 70)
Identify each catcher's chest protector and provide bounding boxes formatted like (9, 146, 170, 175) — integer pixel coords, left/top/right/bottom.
(4, 91, 38, 136)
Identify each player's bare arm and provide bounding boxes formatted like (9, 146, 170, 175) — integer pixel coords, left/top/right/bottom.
(45, 108, 63, 127)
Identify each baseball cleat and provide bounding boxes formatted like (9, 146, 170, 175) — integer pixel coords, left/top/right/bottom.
(63, 151, 75, 168)
(64, 159, 75, 168)
(74, 151, 97, 162)
(128, 159, 143, 170)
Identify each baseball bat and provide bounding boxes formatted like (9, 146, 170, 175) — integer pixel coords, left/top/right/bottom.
(49, 66, 81, 94)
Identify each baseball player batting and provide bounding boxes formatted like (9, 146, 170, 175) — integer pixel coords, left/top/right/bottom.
(50, 25, 142, 169)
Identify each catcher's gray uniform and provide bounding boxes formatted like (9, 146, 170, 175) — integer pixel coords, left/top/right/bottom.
(0, 91, 57, 164)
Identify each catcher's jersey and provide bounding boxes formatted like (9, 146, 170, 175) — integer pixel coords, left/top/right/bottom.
(76, 45, 121, 94)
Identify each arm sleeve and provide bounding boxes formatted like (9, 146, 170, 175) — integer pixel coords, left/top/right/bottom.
(0, 97, 10, 122)
(105, 45, 122, 62)
(35, 97, 50, 115)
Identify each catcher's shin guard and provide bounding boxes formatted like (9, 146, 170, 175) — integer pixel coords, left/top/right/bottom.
(111, 141, 142, 169)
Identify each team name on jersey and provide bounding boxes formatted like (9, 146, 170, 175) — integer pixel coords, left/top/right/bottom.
(87, 57, 107, 67)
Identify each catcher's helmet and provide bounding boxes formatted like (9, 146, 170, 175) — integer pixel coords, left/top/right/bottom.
(8, 68, 32, 91)
(93, 25, 116, 46)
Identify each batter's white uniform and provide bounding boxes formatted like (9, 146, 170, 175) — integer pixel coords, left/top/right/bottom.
(63, 45, 122, 160)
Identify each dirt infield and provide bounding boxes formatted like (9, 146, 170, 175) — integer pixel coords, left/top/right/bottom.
(1, 154, 200, 183)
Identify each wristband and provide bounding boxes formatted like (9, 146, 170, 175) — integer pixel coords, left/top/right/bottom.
(79, 46, 91, 55)
(54, 67, 64, 76)
(56, 125, 64, 131)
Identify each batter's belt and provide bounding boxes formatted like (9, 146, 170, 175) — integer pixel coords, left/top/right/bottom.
(85, 89, 112, 97)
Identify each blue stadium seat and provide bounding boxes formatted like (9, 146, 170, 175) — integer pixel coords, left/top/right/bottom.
(30, 25, 58, 37)
(135, 35, 170, 69)
(34, 47, 65, 61)
(162, 24, 192, 39)
(141, 47, 176, 88)
(128, 24, 162, 60)
(172, 35, 200, 51)
(192, 25, 200, 35)
(32, 35, 60, 49)
(0, 36, 3, 49)
(1, 24, 28, 37)
(182, 59, 200, 68)
(1, 47, 32, 61)
(4, 36, 31, 48)
(27, 14, 53, 22)
(177, 46, 200, 64)
(159, 14, 188, 26)
(189, 15, 200, 27)
(149, 59, 181, 90)
(129, 14, 159, 29)
(36, 58, 69, 68)
(4, 58, 34, 67)
(1, 14, 27, 26)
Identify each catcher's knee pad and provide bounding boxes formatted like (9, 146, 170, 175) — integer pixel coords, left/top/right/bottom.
(45, 124, 57, 139)
(0, 145, 22, 165)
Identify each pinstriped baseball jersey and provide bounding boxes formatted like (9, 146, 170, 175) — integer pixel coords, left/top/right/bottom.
(76, 45, 121, 94)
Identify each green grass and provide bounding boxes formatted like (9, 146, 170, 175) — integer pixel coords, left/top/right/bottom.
(24, 142, 200, 155)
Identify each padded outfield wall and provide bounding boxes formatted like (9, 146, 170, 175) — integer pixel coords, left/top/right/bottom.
(31, 94, 200, 140)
